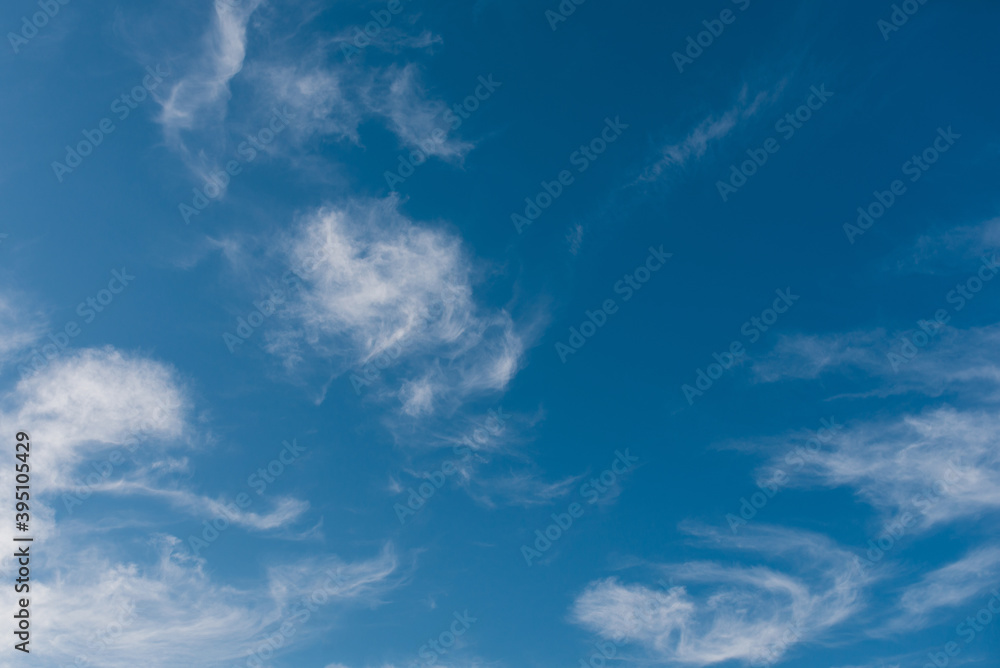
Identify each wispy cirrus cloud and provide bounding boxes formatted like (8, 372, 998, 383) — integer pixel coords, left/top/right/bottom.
(153, 3, 474, 182)
(26, 538, 400, 667)
(889, 216, 1000, 275)
(889, 545, 1000, 631)
(760, 407, 1000, 528)
(753, 323, 1000, 402)
(157, 0, 264, 142)
(365, 64, 475, 162)
(571, 526, 867, 666)
(751, 330, 888, 383)
(0, 292, 47, 372)
(638, 82, 783, 182)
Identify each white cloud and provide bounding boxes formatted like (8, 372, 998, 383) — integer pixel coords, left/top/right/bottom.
(251, 62, 361, 144)
(0, 293, 46, 371)
(752, 330, 887, 383)
(752, 323, 1000, 402)
(0, 344, 397, 667)
(264, 197, 524, 414)
(891, 545, 1000, 630)
(25, 538, 399, 667)
(7, 347, 187, 492)
(365, 64, 474, 161)
(762, 407, 1000, 528)
(890, 217, 1000, 274)
(0, 346, 312, 548)
(158, 0, 264, 140)
(639, 83, 781, 181)
(571, 526, 867, 665)
(459, 471, 580, 509)
(90, 482, 310, 532)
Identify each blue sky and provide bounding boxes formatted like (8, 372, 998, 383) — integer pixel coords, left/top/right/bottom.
(1, 0, 999, 666)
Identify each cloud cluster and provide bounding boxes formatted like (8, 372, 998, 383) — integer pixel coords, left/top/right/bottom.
(265, 197, 523, 416)
(0, 338, 399, 667)
(154, 2, 472, 182)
